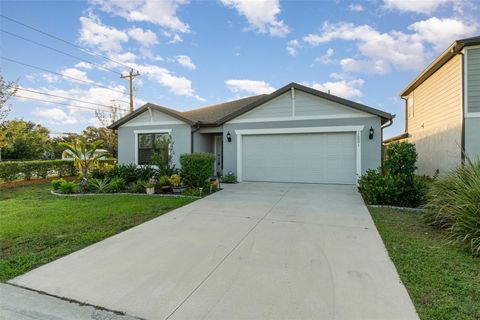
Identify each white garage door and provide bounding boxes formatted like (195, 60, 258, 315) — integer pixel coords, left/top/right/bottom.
(242, 132, 357, 184)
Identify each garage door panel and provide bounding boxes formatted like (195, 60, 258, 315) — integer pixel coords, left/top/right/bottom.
(242, 133, 356, 184)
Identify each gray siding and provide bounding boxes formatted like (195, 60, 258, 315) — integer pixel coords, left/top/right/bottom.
(117, 124, 191, 167)
(222, 117, 382, 178)
(467, 47, 480, 113)
(193, 132, 214, 153)
(465, 117, 480, 161)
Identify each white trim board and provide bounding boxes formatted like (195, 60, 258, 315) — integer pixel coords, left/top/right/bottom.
(235, 125, 364, 184)
(134, 129, 172, 165)
(464, 46, 480, 117)
(227, 113, 374, 124)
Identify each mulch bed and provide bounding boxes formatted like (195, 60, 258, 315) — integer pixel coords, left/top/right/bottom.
(0, 176, 76, 190)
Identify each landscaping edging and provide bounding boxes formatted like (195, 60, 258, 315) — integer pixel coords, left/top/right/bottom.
(50, 190, 201, 199)
(368, 205, 425, 212)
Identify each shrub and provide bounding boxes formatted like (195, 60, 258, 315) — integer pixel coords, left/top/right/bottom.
(128, 179, 147, 193)
(59, 180, 76, 194)
(0, 160, 79, 182)
(169, 174, 181, 187)
(221, 173, 236, 183)
(424, 160, 480, 255)
(105, 177, 126, 193)
(107, 164, 138, 183)
(179, 153, 215, 188)
(51, 178, 65, 190)
(137, 165, 158, 181)
(159, 175, 171, 186)
(358, 141, 429, 208)
(0, 162, 19, 181)
(89, 178, 110, 193)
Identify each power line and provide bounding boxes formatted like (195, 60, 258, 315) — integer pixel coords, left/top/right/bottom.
(0, 14, 139, 73)
(14, 95, 123, 112)
(0, 29, 121, 75)
(17, 87, 128, 111)
(1, 56, 126, 94)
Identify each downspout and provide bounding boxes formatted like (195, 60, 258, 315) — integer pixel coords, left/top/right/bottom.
(190, 123, 200, 153)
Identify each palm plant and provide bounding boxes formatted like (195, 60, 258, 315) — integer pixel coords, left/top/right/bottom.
(59, 139, 109, 190)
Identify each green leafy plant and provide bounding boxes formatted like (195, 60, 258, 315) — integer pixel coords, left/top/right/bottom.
(58, 180, 76, 194)
(105, 177, 126, 193)
(89, 178, 110, 193)
(137, 165, 158, 181)
(51, 178, 65, 191)
(169, 174, 181, 187)
(424, 159, 480, 255)
(107, 164, 138, 183)
(179, 153, 215, 188)
(59, 139, 110, 191)
(221, 173, 236, 183)
(151, 135, 176, 176)
(159, 175, 171, 187)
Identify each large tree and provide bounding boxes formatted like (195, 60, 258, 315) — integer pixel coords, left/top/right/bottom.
(0, 120, 51, 160)
(82, 126, 117, 157)
(0, 71, 18, 123)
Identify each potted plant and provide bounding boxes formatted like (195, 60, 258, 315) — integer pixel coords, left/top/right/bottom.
(146, 176, 156, 195)
(159, 175, 171, 193)
(170, 174, 186, 194)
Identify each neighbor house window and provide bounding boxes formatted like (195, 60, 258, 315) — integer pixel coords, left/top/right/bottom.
(138, 133, 170, 165)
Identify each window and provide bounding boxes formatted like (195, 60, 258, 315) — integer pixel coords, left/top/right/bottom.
(138, 133, 170, 165)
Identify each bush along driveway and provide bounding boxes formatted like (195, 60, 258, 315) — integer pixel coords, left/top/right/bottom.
(370, 207, 480, 320)
(0, 183, 195, 281)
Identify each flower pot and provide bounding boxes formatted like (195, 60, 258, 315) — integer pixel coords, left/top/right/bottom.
(146, 187, 155, 195)
(161, 185, 172, 193)
(172, 186, 186, 194)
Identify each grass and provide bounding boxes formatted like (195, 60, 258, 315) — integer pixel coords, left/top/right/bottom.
(370, 207, 480, 320)
(0, 183, 195, 282)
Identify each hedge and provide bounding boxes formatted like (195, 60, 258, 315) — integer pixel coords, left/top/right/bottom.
(179, 153, 215, 188)
(0, 159, 116, 182)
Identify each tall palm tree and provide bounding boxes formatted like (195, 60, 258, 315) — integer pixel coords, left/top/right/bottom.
(59, 139, 109, 190)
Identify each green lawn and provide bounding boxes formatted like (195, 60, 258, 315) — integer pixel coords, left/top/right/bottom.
(370, 208, 480, 320)
(0, 183, 195, 281)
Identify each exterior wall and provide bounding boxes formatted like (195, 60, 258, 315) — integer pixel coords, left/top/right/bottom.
(231, 90, 368, 122)
(117, 124, 191, 167)
(465, 118, 480, 160)
(465, 47, 480, 160)
(119, 109, 185, 126)
(193, 131, 214, 153)
(223, 117, 382, 179)
(406, 54, 463, 176)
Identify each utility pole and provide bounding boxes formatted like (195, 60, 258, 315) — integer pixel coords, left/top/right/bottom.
(120, 68, 140, 113)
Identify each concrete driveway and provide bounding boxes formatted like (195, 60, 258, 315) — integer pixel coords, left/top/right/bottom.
(9, 183, 418, 320)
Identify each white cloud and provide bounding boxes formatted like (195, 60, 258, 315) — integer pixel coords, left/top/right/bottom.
(33, 108, 78, 125)
(60, 68, 92, 83)
(302, 78, 364, 99)
(175, 55, 196, 70)
(129, 63, 204, 100)
(167, 34, 183, 44)
(286, 39, 301, 56)
(221, 0, 290, 37)
(409, 17, 477, 51)
(225, 79, 275, 95)
(79, 13, 128, 52)
(348, 3, 364, 12)
(303, 19, 477, 74)
(383, 0, 452, 14)
(74, 61, 93, 69)
(90, 0, 190, 33)
(42, 73, 60, 83)
(128, 27, 158, 47)
(315, 48, 335, 64)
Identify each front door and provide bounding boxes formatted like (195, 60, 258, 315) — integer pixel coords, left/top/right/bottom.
(214, 135, 223, 177)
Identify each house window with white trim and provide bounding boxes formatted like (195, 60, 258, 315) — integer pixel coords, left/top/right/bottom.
(138, 133, 170, 165)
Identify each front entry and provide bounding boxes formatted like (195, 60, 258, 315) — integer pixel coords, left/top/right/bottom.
(214, 135, 223, 177)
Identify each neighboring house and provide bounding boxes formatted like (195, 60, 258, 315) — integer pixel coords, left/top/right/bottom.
(109, 82, 393, 185)
(387, 36, 480, 176)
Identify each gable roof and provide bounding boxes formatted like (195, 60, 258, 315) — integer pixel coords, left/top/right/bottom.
(109, 82, 392, 129)
(400, 35, 480, 97)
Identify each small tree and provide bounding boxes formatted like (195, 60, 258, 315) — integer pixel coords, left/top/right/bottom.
(0, 71, 18, 161)
(59, 139, 109, 190)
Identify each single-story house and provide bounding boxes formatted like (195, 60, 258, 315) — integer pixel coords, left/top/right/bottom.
(109, 82, 393, 184)
(387, 35, 480, 176)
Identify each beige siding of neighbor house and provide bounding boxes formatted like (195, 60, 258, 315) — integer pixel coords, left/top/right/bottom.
(406, 54, 463, 176)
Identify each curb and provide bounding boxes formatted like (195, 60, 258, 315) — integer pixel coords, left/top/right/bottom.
(50, 190, 201, 199)
(368, 205, 425, 212)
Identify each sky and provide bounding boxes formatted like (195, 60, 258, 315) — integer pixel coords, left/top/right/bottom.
(1, 0, 479, 138)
